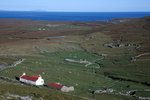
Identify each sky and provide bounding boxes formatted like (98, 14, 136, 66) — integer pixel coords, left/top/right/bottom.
(0, 0, 150, 12)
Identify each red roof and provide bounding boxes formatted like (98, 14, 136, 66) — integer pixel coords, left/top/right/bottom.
(20, 75, 40, 82)
(48, 82, 64, 89)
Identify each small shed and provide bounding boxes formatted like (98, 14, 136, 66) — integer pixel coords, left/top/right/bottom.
(47, 82, 74, 92)
(47, 82, 64, 89)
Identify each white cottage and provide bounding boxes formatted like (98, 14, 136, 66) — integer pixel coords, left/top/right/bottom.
(19, 73, 44, 86)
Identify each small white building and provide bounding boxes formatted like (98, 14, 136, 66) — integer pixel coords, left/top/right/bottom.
(19, 73, 44, 86)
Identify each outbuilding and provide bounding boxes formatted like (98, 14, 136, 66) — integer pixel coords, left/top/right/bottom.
(48, 82, 64, 89)
(47, 82, 74, 92)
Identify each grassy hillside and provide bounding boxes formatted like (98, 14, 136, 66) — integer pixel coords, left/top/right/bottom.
(0, 17, 150, 99)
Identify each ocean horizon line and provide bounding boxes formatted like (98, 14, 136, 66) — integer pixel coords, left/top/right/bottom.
(0, 10, 150, 13)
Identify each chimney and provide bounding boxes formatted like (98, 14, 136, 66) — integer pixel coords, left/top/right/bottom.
(22, 72, 26, 76)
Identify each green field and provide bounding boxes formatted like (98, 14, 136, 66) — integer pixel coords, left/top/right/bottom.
(0, 50, 149, 99)
(96, 55, 150, 84)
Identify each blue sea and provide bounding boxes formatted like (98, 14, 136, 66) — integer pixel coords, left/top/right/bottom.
(0, 11, 150, 22)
